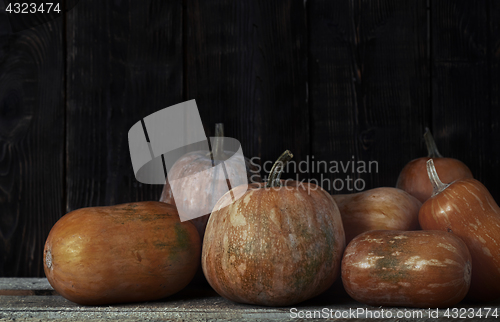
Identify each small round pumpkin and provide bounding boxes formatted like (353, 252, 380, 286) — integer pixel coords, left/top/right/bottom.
(333, 187, 421, 244)
(44, 201, 200, 305)
(202, 151, 346, 306)
(396, 128, 472, 203)
(160, 123, 260, 240)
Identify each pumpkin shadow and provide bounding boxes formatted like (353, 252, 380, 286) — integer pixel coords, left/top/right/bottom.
(294, 278, 353, 308)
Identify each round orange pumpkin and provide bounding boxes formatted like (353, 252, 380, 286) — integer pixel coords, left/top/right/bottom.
(333, 187, 421, 244)
(44, 201, 200, 305)
(202, 151, 346, 306)
(160, 123, 260, 240)
(396, 128, 472, 203)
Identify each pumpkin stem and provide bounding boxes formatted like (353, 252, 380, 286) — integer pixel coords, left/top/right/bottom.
(424, 127, 443, 158)
(426, 159, 449, 197)
(213, 123, 224, 160)
(266, 150, 293, 188)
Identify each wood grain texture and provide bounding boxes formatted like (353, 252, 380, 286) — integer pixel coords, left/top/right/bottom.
(308, 0, 430, 194)
(66, 0, 183, 211)
(0, 5, 64, 276)
(431, 1, 496, 198)
(1, 0, 500, 279)
(185, 0, 308, 181)
(489, 0, 500, 201)
(2, 278, 498, 321)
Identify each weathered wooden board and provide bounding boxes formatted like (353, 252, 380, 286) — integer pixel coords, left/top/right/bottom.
(0, 278, 499, 321)
(308, 0, 430, 194)
(488, 0, 500, 201)
(66, 0, 183, 212)
(1, 0, 500, 278)
(184, 0, 309, 181)
(0, 5, 64, 277)
(431, 1, 496, 198)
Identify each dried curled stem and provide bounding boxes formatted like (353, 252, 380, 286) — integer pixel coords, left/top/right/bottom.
(266, 150, 293, 188)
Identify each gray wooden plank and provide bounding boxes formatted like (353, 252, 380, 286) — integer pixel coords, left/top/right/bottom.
(0, 279, 499, 321)
(0, 278, 51, 291)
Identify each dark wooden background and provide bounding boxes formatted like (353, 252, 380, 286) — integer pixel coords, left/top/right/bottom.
(0, 0, 498, 277)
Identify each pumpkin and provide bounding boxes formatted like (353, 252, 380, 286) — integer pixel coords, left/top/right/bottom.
(342, 230, 471, 308)
(396, 128, 472, 203)
(419, 159, 500, 302)
(333, 187, 421, 244)
(43, 201, 201, 305)
(160, 123, 260, 240)
(202, 151, 346, 306)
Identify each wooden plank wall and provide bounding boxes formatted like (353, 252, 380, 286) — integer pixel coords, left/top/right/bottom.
(308, 0, 430, 192)
(185, 0, 309, 178)
(66, 0, 183, 210)
(0, 0, 498, 277)
(0, 3, 64, 276)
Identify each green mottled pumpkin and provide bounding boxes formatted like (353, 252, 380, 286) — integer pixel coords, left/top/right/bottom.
(202, 151, 346, 306)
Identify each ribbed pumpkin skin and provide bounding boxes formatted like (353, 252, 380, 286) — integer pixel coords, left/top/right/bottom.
(202, 181, 346, 306)
(333, 187, 421, 244)
(44, 202, 201, 305)
(419, 179, 500, 302)
(396, 157, 472, 203)
(160, 151, 260, 240)
(342, 230, 471, 308)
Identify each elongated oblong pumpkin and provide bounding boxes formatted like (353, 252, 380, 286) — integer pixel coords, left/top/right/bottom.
(342, 230, 472, 308)
(202, 151, 346, 306)
(419, 159, 500, 302)
(44, 201, 201, 305)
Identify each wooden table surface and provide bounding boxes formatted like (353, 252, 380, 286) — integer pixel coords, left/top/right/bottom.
(0, 278, 499, 321)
